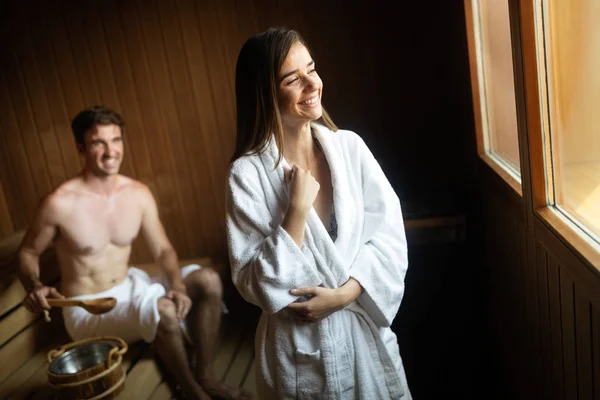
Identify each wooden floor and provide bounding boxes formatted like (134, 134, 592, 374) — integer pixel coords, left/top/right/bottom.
(0, 312, 258, 400)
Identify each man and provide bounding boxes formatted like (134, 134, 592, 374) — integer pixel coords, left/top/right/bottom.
(18, 106, 251, 400)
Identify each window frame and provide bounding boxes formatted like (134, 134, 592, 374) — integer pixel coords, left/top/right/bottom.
(466, 0, 600, 272)
(517, 0, 600, 271)
(464, 0, 523, 196)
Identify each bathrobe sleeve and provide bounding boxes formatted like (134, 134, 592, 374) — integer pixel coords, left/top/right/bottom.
(348, 137, 408, 327)
(226, 161, 323, 314)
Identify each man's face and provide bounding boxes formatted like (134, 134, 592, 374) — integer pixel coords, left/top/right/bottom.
(80, 124, 124, 177)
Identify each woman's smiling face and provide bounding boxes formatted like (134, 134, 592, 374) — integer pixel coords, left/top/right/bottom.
(277, 41, 323, 130)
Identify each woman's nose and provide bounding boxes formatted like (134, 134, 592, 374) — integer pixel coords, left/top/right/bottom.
(304, 75, 319, 90)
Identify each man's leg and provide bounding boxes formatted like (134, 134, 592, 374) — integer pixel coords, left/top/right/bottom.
(154, 297, 211, 400)
(184, 268, 252, 399)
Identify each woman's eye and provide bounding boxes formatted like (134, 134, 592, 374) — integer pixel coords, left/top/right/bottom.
(286, 78, 299, 85)
(309, 68, 316, 73)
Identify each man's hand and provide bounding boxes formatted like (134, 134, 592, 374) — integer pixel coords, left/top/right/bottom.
(166, 286, 192, 320)
(23, 285, 65, 315)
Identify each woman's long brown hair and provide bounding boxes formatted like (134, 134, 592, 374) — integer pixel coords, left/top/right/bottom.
(232, 27, 337, 167)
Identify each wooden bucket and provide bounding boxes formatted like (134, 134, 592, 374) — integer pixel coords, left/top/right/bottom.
(47, 336, 128, 400)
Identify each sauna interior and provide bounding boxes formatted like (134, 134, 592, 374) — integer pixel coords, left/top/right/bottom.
(0, 0, 599, 399)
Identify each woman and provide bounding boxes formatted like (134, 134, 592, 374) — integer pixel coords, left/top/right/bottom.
(226, 27, 412, 399)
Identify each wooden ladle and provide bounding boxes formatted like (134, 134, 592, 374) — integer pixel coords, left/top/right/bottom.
(47, 297, 117, 315)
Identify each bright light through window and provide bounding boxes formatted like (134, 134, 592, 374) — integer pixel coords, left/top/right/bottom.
(539, 0, 600, 242)
(473, 0, 521, 177)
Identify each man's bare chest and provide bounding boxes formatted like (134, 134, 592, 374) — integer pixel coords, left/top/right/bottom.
(57, 198, 143, 254)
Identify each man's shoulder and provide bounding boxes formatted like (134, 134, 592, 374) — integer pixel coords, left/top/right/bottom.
(117, 177, 156, 208)
(118, 175, 150, 193)
(44, 178, 82, 211)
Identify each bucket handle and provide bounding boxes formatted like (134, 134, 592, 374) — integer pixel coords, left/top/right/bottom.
(47, 336, 128, 364)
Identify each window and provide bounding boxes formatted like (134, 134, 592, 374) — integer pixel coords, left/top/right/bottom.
(468, 0, 521, 181)
(537, 0, 600, 242)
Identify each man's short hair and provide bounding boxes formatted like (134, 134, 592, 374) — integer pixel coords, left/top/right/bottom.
(71, 106, 125, 146)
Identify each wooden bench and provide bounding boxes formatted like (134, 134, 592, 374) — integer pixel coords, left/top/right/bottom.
(0, 232, 258, 399)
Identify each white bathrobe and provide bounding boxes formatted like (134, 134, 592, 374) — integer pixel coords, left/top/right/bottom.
(226, 123, 411, 399)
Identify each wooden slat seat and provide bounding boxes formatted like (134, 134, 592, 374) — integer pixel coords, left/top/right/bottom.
(0, 246, 258, 400)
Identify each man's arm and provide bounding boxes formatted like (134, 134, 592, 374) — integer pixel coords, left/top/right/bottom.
(18, 194, 65, 314)
(139, 185, 190, 319)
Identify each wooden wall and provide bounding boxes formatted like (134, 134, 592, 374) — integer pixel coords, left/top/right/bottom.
(0, 0, 381, 263)
(533, 221, 600, 399)
(477, 163, 600, 400)
(0, 0, 474, 264)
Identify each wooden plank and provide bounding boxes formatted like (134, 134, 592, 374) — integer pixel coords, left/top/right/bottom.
(0, 311, 65, 383)
(28, 0, 82, 178)
(0, 306, 38, 348)
(0, 337, 66, 399)
(0, 182, 14, 239)
(3, 10, 54, 201)
(128, 0, 193, 262)
(157, 0, 221, 256)
(177, 0, 229, 225)
(0, 230, 24, 271)
(119, 348, 163, 399)
(134, 0, 198, 257)
(574, 290, 593, 400)
(241, 360, 257, 396)
(524, 234, 542, 396)
(593, 306, 600, 400)
(14, 4, 68, 190)
(223, 326, 254, 388)
(192, 0, 244, 187)
(559, 268, 578, 400)
(57, 0, 102, 107)
(41, 0, 86, 117)
(213, 317, 246, 380)
(114, 0, 185, 263)
(0, 69, 41, 228)
(547, 257, 565, 400)
(536, 242, 552, 397)
(148, 382, 174, 400)
(0, 122, 25, 235)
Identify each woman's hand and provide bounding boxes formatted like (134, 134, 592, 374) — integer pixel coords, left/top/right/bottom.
(282, 165, 320, 247)
(286, 279, 363, 322)
(284, 165, 320, 216)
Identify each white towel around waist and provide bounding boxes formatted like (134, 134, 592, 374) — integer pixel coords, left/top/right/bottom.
(63, 264, 201, 344)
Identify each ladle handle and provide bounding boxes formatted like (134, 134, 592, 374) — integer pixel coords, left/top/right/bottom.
(47, 336, 128, 363)
(47, 299, 81, 307)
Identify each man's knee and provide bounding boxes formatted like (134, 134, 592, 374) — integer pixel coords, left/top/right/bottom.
(187, 268, 223, 299)
(157, 297, 180, 334)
